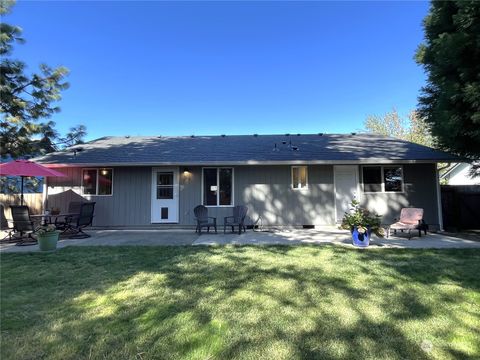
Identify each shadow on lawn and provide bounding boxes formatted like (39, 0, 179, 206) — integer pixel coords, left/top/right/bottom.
(1, 246, 479, 359)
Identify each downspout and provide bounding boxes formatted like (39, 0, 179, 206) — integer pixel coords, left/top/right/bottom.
(436, 163, 451, 232)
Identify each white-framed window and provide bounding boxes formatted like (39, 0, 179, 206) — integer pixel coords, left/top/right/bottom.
(82, 168, 113, 196)
(292, 166, 308, 190)
(202, 167, 234, 206)
(362, 165, 404, 193)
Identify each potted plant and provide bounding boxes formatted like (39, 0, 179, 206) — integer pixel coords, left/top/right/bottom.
(340, 199, 384, 247)
(36, 224, 60, 251)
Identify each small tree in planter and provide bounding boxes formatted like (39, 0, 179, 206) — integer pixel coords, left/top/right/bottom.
(340, 199, 384, 247)
(36, 224, 60, 251)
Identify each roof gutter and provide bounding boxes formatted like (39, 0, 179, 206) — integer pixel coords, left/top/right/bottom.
(39, 159, 457, 168)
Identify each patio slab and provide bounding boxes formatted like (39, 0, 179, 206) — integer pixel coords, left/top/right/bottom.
(1, 227, 479, 253)
(0, 229, 198, 253)
(193, 227, 480, 248)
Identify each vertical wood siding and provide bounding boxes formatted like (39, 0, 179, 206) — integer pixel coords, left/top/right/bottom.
(45, 163, 439, 227)
(47, 167, 151, 226)
(177, 165, 335, 226)
(0, 194, 43, 218)
(360, 163, 439, 226)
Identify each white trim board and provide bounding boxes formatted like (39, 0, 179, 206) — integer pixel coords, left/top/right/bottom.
(291, 165, 309, 190)
(435, 166, 444, 231)
(151, 167, 180, 223)
(360, 165, 405, 194)
(201, 167, 235, 208)
(80, 168, 114, 196)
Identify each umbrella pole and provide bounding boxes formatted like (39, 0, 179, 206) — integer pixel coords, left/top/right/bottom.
(20, 176, 24, 206)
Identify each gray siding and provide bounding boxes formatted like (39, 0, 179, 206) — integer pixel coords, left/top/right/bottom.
(47, 167, 151, 226)
(360, 163, 439, 226)
(178, 166, 335, 226)
(46, 163, 439, 228)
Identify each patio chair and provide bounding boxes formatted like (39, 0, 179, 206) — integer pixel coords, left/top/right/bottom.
(194, 205, 217, 234)
(224, 205, 248, 234)
(1, 204, 15, 242)
(10, 205, 38, 245)
(66, 202, 96, 239)
(387, 208, 427, 240)
(54, 201, 83, 231)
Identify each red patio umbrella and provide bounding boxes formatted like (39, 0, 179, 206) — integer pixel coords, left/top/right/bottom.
(0, 160, 66, 205)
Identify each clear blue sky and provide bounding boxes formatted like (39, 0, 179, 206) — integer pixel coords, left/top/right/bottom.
(7, 1, 429, 141)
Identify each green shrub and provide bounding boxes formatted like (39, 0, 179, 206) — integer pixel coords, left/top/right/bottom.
(340, 198, 384, 237)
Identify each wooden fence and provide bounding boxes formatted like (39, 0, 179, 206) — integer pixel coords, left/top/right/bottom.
(0, 193, 44, 218)
(441, 185, 480, 230)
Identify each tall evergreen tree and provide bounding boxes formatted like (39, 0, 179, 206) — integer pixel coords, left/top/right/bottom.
(0, 0, 86, 159)
(415, 0, 480, 159)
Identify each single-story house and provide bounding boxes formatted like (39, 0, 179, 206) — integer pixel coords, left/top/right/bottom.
(34, 133, 460, 230)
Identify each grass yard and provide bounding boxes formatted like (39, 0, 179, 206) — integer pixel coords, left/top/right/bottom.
(1, 246, 479, 360)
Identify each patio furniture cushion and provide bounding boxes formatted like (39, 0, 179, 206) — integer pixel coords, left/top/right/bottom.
(387, 208, 426, 239)
(389, 222, 419, 230)
(397, 208, 424, 224)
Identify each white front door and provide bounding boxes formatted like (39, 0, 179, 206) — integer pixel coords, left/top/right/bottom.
(334, 165, 360, 223)
(151, 168, 179, 223)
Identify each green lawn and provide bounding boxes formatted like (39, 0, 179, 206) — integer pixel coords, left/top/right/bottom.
(1, 246, 479, 360)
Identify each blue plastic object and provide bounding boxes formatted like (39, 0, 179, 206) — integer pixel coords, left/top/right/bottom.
(352, 227, 370, 247)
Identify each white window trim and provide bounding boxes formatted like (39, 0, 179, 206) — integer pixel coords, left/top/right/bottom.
(362, 165, 404, 194)
(201, 167, 234, 207)
(81, 168, 114, 196)
(291, 166, 308, 190)
(155, 171, 175, 200)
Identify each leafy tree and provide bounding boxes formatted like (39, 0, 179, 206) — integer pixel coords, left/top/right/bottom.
(364, 108, 434, 147)
(0, 0, 86, 159)
(415, 0, 480, 160)
(0, 175, 41, 194)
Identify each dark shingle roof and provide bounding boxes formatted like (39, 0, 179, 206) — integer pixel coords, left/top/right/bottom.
(34, 134, 461, 165)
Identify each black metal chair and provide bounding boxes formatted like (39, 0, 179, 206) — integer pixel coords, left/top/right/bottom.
(224, 205, 248, 234)
(194, 205, 217, 234)
(66, 202, 96, 239)
(10, 205, 38, 245)
(54, 201, 83, 231)
(1, 204, 15, 242)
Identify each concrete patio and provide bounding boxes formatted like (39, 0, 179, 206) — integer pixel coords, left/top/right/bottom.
(1, 227, 480, 253)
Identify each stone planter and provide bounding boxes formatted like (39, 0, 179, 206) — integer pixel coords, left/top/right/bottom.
(37, 231, 60, 251)
(351, 227, 370, 247)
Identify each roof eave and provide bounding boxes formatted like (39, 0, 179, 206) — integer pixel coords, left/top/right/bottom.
(38, 159, 455, 168)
